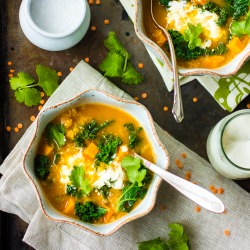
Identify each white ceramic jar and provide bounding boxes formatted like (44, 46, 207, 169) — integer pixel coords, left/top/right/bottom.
(207, 109, 250, 179)
(19, 0, 90, 51)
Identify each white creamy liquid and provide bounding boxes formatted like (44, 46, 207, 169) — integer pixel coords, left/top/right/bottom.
(30, 0, 83, 34)
(222, 115, 250, 169)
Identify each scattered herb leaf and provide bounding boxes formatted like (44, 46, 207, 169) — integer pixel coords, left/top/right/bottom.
(183, 23, 203, 50)
(99, 31, 143, 85)
(230, 11, 250, 37)
(138, 223, 189, 250)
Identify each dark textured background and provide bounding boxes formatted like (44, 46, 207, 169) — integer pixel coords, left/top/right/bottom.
(0, 0, 249, 249)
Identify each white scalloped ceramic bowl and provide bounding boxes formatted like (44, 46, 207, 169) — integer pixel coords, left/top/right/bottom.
(23, 89, 170, 236)
(134, 0, 250, 77)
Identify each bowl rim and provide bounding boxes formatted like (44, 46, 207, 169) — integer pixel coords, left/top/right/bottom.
(22, 88, 170, 236)
(134, 0, 250, 77)
(24, 0, 86, 38)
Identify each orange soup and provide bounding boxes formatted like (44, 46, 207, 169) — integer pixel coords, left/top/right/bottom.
(143, 0, 250, 68)
(34, 104, 155, 224)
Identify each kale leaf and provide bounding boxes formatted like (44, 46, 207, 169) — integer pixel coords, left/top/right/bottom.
(75, 201, 107, 223)
(98, 185, 111, 199)
(74, 120, 113, 147)
(116, 182, 148, 212)
(124, 123, 142, 149)
(34, 155, 51, 179)
(96, 134, 122, 164)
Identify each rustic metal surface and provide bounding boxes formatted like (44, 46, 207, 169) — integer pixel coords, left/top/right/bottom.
(0, 0, 249, 249)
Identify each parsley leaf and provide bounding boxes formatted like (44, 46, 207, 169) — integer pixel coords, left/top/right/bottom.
(69, 166, 92, 196)
(183, 23, 203, 50)
(9, 65, 59, 107)
(36, 64, 59, 96)
(99, 31, 143, 85)
(45, 123, 66, 149)
(121, 156, 146, 186)
(10, 72, 41, 106)
(15, 88, 41, 107)
(138, 223, 189, 250)
(230, 11, 250, 37)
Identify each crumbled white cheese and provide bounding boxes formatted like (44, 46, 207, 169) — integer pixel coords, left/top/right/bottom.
(93, 163, 125, 190)
(60, 164, 73, 184)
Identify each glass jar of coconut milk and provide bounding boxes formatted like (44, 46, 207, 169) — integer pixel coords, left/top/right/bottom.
(206, 109, 250, 179)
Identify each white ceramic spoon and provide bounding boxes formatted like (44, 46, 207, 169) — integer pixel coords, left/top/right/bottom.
(134, 153, 225, 213)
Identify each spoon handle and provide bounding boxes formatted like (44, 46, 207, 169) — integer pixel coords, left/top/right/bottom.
(136, 154, 225, 213)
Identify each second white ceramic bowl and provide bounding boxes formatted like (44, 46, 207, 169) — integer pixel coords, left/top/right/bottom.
(134, 0, 250, 77)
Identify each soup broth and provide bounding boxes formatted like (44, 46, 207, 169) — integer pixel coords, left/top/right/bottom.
(143, 0, 250, 68)
(35, 103, 155, 224)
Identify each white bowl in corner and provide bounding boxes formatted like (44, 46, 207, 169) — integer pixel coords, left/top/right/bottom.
(23, 89, 170, 236)
(134, 0, 250, 77)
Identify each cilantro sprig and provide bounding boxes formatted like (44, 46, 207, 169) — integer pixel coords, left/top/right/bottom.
(138, 223, 189, 250)
(9, 64, 59, 107)
(183, 23, 203, 50)
(230, 11, 250, 37)
(99, 31, 143, 85)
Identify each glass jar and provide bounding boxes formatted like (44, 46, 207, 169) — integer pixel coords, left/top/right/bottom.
(206, 109, 250, 179)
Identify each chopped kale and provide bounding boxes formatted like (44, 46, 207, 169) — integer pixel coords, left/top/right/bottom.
(96, 134, 122, 164)
(34, 155, 51, 180)
(124, 123, 143, 149)
(75, 201, 107, 223)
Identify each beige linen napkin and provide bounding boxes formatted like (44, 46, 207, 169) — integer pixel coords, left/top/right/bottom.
(0, 61, 250, 250)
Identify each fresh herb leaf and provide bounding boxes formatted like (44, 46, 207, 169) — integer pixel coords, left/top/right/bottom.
(69, 166, 92, 196)
(138, 237, 169, 250)
(45, 123, 66, 149)
(74, 120, 113, 147)
(116, 182, 147, 212)
(99, 52, 125, 77)
(10, 72, 41, 106)
(200, 2, 228, 26)
(167, 223, 189, 250)
(230, 0, 249, 20)
(159, 0, 172, 8)
(230, 11, 250, 37)
(183, 23, 203, 50)
(34, 155, 51, 180)
(99, 31, 143, 85)
(66, 184, 78, 196)
(104, 31, 130, 60)
(124, 123, 143, 148)
(75, 201, 107, 223)
(121, 156, 147, 187)
(137, 223, 189, 250)
(9, 65, 59, 107)
(96, 134, 122, 164)
(98, 184, 111, 199)
(122, 62, 144, 84)
(36, 64, 59, 96)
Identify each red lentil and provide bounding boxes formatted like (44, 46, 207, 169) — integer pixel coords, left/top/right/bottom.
(84, 57, 90, 63)
(218, 187, 224, 194)
(30, 116, 36, 122)
(7, 61, 12, 66)
(181, 152, 187, 158)
(195, 206, 201, 212)
(134, 96, 139, 101)
(40, 92, 45, 97)
(193, 97, 198, 103)
(38, 105, 43, 111)
(17, 123, 23, 129)
(163, 106, 169, 112)
(141, 93, 148, 99)
(69, 67, 74, 72)
(6, 126, 11, 132)
(90, 26, 97, 31)
(247, 103, 250, 109)
(138, 63, 144, 69)
(104, 19, 110, 25)
(224, 229, 230, 236)
(14, 127, 19, 133)
(57, 71, 63, 77)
